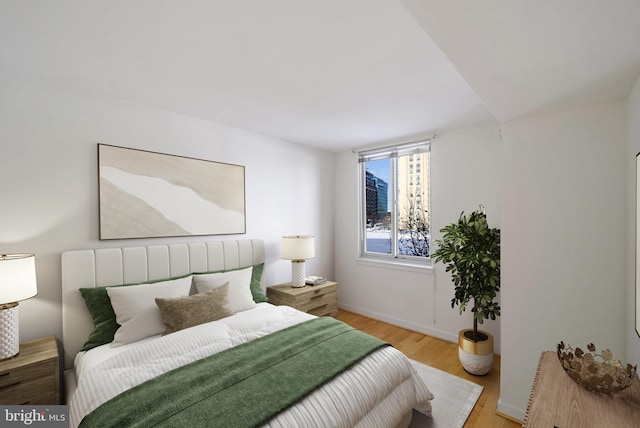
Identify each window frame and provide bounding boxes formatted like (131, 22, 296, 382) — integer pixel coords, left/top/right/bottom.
(357, 139, 432, 268)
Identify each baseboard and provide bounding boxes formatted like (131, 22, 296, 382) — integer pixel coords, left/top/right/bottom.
(496, 398, 525, 424)
(496, 410, 524, 425)
(338, 303, 458, 344)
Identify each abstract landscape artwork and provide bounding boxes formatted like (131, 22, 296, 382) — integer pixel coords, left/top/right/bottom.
(98, 144, 245, 240)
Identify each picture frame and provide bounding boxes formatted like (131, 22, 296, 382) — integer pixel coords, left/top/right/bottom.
(636, 152, 640, 337)
(98, 144, 246, 240)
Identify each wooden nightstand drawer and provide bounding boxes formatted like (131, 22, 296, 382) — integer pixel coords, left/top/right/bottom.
(267, 281, 339, 317)
(307, 298, 338, 317)
(298, 290, 337, 314)
(0, 369, 57, 405)
(298, 283, 336, 301)
(0, 360, 55, 388)
(0, 336, 60, 405)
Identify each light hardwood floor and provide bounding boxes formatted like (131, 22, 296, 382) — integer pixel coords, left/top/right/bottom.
(337, 310, 522, 428)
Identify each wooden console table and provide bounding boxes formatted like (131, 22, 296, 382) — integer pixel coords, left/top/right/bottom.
(524, 351, 640, 427)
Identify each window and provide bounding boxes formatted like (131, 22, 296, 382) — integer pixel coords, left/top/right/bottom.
(358, 140, 431, 264)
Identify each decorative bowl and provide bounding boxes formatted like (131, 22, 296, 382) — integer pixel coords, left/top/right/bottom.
(557, 342, 637, 394)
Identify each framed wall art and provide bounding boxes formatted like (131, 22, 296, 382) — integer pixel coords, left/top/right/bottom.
(637, 152, 640, 337)
(98, 144, 246, 240)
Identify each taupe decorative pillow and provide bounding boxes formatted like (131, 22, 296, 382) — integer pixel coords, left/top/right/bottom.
(155, 283, 233, 335)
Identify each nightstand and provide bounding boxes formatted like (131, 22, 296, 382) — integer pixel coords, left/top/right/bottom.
(0, 336, 60, 405)
(267, 281, 338, 317)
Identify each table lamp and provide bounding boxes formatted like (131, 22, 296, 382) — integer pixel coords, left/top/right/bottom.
(281, 235, 315, 288)
(0, 253, 37, 360)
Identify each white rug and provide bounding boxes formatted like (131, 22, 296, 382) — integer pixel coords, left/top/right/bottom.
(408, 360, 484, 428)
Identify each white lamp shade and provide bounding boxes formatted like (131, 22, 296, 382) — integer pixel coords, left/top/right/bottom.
(281, 235, 315, 261)
(0, 253, 38, 304)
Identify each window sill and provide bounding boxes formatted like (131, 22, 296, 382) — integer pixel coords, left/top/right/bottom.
(356, 257, 434, 274)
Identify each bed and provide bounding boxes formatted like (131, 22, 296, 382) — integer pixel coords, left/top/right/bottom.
(62, 239, 433, 427)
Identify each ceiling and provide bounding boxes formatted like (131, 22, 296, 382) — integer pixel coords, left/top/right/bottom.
(1, 0, 639, 152)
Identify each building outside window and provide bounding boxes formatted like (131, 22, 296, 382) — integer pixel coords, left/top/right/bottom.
(358, 140, 431, 264)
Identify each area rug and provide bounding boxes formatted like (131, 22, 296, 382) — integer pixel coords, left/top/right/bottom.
(408, 360, 484, 428)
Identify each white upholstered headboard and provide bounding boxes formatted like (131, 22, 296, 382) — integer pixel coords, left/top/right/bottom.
(61, 239, 265, 370)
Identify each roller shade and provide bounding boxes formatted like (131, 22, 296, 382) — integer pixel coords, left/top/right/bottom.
(357, 139, 431, 163)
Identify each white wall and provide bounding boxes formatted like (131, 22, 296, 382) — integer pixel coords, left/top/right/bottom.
(627, 76, 640, 364)
(498, 100, 628, 419)
(0, 72, 335, 343)
(334, 121, 502, 351)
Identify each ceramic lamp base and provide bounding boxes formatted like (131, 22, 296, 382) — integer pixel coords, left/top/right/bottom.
(0, 303, 20, 360)
(291, 260, 306, 288)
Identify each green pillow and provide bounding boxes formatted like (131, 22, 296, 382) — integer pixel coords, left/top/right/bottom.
(79, 274, 192, 351)
(249, 263, 268, 303)
(79, 285, 122, 351)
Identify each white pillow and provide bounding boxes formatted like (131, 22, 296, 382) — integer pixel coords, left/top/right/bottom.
(193, 266, 256, 313)
(107, 276, 192, 347)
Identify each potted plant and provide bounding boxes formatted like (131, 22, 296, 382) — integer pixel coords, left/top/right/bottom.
(431, 205, 500, 375)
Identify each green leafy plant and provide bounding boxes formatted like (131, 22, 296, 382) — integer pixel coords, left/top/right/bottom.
(431, 206, 500, 341)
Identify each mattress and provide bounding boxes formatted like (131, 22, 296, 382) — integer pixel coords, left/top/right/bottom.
(68, 303, 433, 427)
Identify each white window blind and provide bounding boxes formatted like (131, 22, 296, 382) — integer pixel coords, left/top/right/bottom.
(357, 139, 431, 163)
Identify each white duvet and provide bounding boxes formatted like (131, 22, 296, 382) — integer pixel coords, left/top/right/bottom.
(69, 303, 433, 428)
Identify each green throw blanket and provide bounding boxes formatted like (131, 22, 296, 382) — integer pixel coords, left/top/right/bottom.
(80, 317, 389, 428)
